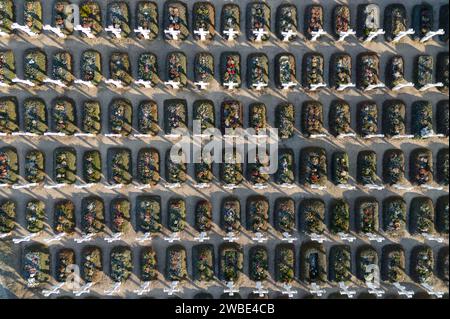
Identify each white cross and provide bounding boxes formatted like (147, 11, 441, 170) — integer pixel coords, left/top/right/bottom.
(134, 79, 153, 88)
(339, 282, 356, 298)
(134, 281, 152, 296)
(420, 184, 444, 191)
(364, 29, 385, 42)
(363, 134, 385, 140)
(105, 79, 124, 88)
(44, 183, 67, 189)
(337, 83, 356, 91)
(164, 80, 181, 89)
(420, 132, 445, 139)
(420, 29, 446, 43)
(12, 233, 38, 244)
(104, 233, 123, 243)
(165, 182, 182, 189)
(194, 81, 209, 90)
(253, 28, 268, 42)
(365, 233, 385, 243)
(136, 232, 152, 243)
(104, 134, 123, 139)
(74, 79, 95, 88)
(12, 78, 35, 87)
(252, 183, 268, 190)
(194, 232, 210, 243)
(11, 132, 38, 137)
(393, 184, 414, 191)
(164, 28, 181, 40)
(43, 25, 66, 38)
(310, 233, 330, 244)
(281, 29, 297, 42)
(282, 232, 297, 244)
(0, 81, 10, 87)
(338, 232, 356, 243)
(422, 233, 445, 243)
(280, 183, 296, 189)
(194, 28, 210, 41)
(74, 25, 95, 38)
(392, 82, 414, 91)
(310, 283, 326, 297)
(252, 82, 268, 91)
(73, 282, 94, 297)
(310, 184, 327, 190)
(74, 133, 96, 138)
(104, 282, 122, 296)
(224, 281, 239, 296)
(224, 28, 239, 41)
(133, 134, 153, 139)
(364, 83, 386, 92)
(337, 184, 356, 190)
(223, 184, 238, 190)
(419, 82, 444, 92)
(310, 29, 327, 41)
(393, 282, 414, 299)
(224, 232, 239, 243)
(194, 183, 211, 189)
(43, 78, 66, 88)
(135, 184, 153, 190)
(367, 282, 385, 297)
(223, 81, 239, 90)
(105, 25, 122, 38)
(281, 81, 297, 90)
(42, 283, 65, 297)
(0, 184, 10, 188)
(252, 232, 268, 243)
(363, 184, 384, 191)
(74, 233, 95, 244)
(421, 283, 445, 298)
(43, 132, 67, 137)
(338, 29, 356, 42)
(44, 233, 66, 243)
(11, 23, 37, 36)
(105, 183, 124, 190)
(281, 284, 298, 298)
(392, 29, 415, 43)
(0, 232, 12, 239)
(164, 232, 181, 243)
(164, 281, 181, 296)
(134, 27, 151, 39)
(12, 183, 38, 190)
(309, 83, 327, 91)
(253, 282, 269, 297)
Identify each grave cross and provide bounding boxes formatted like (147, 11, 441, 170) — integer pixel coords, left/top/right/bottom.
(310, 29, 327, 41)
(74, 183, 96, 190)
(253, 28, 268, 42)
(310, 283, 326, 297)
(135, 79, 153, 88)
(309, 83, 327, 91)
(194, 28, 210, 41)
(252, 232, 268, 243)
(364, 83, 386, 91)
(134, 27, 151, 40)
(136, 232, 152, 243)
(280, 183, 296, 189)
(337, 183, 356, 190)
(421, 283, 445, 299)
(194, 81, 210, 90)
(281, 284, 298, 298)
(419, 82, 444, 92)
(11, 132, 38, 137)
(339, 282, 356, 298)
(74, 233, 95, 244)
(44, 183, 68, 189)
(164, 27, 181, 40)
(310, 184, 327, 190)
(282, 232, 297, 244)
(12, 78, 35, 87)
(367, 282, 385, 298)
(393, 184, 414, 191)
(0, 184, 10, 189)
(281, 81, 297, 90)
(310, 233, 330, 244)
(281, 29, 297, 42)
(43, 78, 66, 88)
(74, 25, 95, 38)
(364, 184, 385, 190)
(420, 184, 444, 191)
(253, 282, 269, 297)
(105, 79, 124, 88)
(104, 282, 122, 296)
(224, 281, 239, 296)
(164, 232, 181, 243)
(104, 232, 123, 243)
(165, 182, 182, 189)
(337, 83, 356, 91)
(224, 232, 239, 243)
(223, 81, 239, 90)
(364, 29, 385, 42)
(337, 29, 356, 42)
(74, 79, 95, 88)
(73, 282, 94, 297)
(12, 183, 38, 190)
(224, 28, 239, 41)
(194, 232, 210, 243)
(42, 283, 65, 297)
(164, 80, 181, 89)
(365, 233, 385, 243)
(252, 82, 268, 91)
(43, 25, 66, 38)
(392, 29, 415, 43)
(44, 233, 66, 243)
(338, 232, 356, 243)
(105, 25, 122, 38)
(393, 282, 414, 299)
(420, 29, 445, 43)
(134, 282, 152, 296)
(392, 82, 414, 91)
(12, 233, 38, 244)
(11, 23, 37, 36)
(164, 281, 181, 296)
(422, 233, 445, 243)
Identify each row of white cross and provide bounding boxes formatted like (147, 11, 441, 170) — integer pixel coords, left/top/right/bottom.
(39, 280, 445, 298)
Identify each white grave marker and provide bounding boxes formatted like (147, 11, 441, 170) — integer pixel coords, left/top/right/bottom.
(392, 29, 415, 43)
(364, 83, 386, 92)
(164, 281, 181, 296)
(252, 28, 268, 42)
(134, 27, 151, 39)
(43, 78, 66, 88)
(74, 79, 95, 88)
(136, 232, 152, 243)
(338, 232, 356, 243)
(74, 25, 95, 38)
(164, 80, 181, 90)
(44, 233, 66, 243)
(42, 283, 65, 297)
(194, 28, 210, 41)
(310, 29, 327, 41)
(194, 81, 209, 90)
(12, 78, 35, 87)
(105, 26, 122, 38)
(253, 282, 269, 297)
(282, 232, 297, 244)
(194, 232, 210, 243)
(281, 29, 297, 42)
(421, 283, 445, 298)
(134, 79, 153, 88)
(104, 282, 122, 296)
(393, 282, 414, 299)
(310, 283, 326, 297)
(419, 82, 444, 92)
(339, 282, 356, 298)
(73, 282, 94, 297)
(164, 232, 181, 243)
(338, 29, 356, 42)
(224, 28, 239, 41)
(164, 28, 181, 40)
(420, 29, 445, 43)
(281, 284, 298, 298)
(12, 233, 38, 244)
(224, 232, 239, 243)
(252, 232, 268, 243)
(74, 233, 95, 244)
(134, 281, 152, 296)
(224, 281, 239, 296)
(43, 25, 66, 38)
(11, 23, 37, 36)
(223, 81, 239, 90)
(310, 233, 330, 244)
(364, 29, 385, 42)
(337, 83, 356, 91)
(104, 233, 123, 243)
